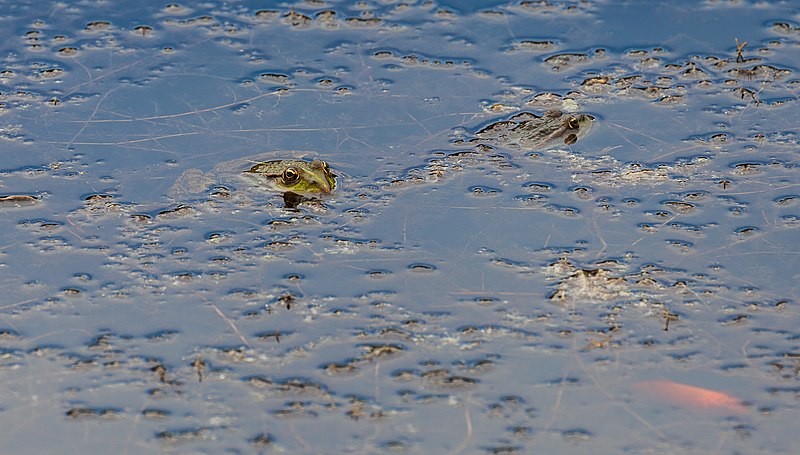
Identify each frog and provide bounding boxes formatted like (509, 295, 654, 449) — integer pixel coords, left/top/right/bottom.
(390, 109, 596, 187)
(475, 109, 595, 150)
(246, 159, 336, 194)
(167, 152, 338, 207)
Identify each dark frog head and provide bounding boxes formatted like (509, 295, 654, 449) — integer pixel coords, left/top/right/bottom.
(477, 109, 596, 150)
(554, 111, 595, 146)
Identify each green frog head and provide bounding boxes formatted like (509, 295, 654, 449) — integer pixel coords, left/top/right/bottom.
(245, 159, 337, 194)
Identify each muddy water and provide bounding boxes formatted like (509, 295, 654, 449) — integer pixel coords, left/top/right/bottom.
(1, 1, 798, 454)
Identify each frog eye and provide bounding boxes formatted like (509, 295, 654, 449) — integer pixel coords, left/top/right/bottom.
(321, 161, 330, 172)
(283, 168, 299, 183)
(566, 116, 580, 129)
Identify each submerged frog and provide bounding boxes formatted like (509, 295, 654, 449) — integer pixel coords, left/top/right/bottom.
(391, 109, 596, 187)
(476, 109, 595, 150)
(168, 153, 338, 207)
(246, 159, 336, 194)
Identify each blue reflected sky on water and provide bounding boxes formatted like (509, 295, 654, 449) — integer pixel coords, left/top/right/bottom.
(0, 1, 799, 453)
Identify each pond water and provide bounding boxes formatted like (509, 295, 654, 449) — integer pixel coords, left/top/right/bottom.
(1, 1, 798, 454)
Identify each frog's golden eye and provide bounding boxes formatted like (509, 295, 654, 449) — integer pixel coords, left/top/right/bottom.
(566, 116, 580, 129)
(283, 168, 299, 183)
(321, 161, 330, 172)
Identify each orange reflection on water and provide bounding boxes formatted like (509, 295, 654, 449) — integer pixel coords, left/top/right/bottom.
(634, 380, 747, 414)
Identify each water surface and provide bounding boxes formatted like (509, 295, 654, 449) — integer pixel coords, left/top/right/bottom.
(1, 1, 798, 453)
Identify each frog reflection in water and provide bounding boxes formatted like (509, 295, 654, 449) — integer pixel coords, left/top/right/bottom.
(476, 109, 595, 150)
(245, 159, 337, 207)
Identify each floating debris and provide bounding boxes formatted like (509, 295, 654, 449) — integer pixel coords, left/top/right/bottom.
(0, 194, 39, 207)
